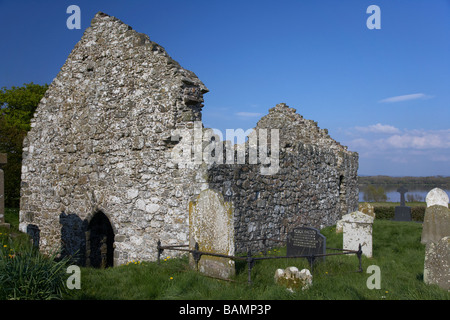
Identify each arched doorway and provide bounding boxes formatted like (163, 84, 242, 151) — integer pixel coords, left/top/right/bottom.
(86, 211, 114, 268)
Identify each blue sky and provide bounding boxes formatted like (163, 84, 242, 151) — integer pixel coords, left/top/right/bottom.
(1, 0, 449, 176)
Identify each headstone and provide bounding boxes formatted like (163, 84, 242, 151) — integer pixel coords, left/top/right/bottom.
(286, 227, 326, 262)
(337, 203, 375, 234)
(421, 188, 450, 245)
(274, 267, 312, 291)
(425, 188, 449, 208)
(423, 236, 450, 291)
(0, 153, 9, 229)
(189, 189, 235, 279)
(359, 202, 375, 218)
(341, 211, 374, 257)
(394, 186, 411, 221)
(397, 186, 408, 206)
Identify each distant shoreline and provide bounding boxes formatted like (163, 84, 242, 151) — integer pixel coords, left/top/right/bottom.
(358, 175, 450, 188)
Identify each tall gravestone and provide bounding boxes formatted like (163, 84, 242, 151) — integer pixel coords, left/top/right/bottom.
(394, 186, 411, 221)
(421, 188, 450, 244)
(189, 189, 235, 279)
(0, 153, 9, 229)
(341, 211, 374, 257)
(422, 188, 450, 291)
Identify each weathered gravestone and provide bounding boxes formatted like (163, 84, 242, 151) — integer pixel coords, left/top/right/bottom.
(274, 266, 312, 291)
(394, 186, 412, 221)
(341, 211, 374, 257)
(421, 188, 450, 291)
(286, 227, 326, 263)
(189, 189, 235, 279)
(423, 236, 450, 292)
(0, 153, 9, 229)
(336, 203, 375, 234)
(421, 188, 450, 245)
(359, 202, 375, 218)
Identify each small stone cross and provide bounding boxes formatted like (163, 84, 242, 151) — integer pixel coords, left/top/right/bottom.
(0, 153, 9, 228)
(397, 186, 408, 207)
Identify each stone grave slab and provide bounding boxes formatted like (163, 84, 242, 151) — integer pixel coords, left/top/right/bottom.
(189, 189, 235, 279)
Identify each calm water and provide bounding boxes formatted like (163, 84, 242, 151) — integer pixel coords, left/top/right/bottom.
(358, 185, 450, 203)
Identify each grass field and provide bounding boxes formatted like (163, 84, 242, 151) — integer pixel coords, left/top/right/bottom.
(1, 207, 449, 300)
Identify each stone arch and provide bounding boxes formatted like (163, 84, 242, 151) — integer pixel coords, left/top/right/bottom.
(86, 211, 115, 268)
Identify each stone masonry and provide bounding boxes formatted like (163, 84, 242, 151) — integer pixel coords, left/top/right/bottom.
(19, 12, 358, 266)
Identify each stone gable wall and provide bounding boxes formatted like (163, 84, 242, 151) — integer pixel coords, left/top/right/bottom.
(19, 12, 208, 265)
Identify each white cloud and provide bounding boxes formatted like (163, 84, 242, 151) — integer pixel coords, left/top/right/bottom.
(384, 130, 450, 149)
(378, 93, 433, 103)
(235, 112, 263, 117)
(355, 123, 400, 134)
(348, 129, 450, 152)
(349, 138, 372, 148)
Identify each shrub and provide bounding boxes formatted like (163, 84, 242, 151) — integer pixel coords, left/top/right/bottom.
(0, 240, 72, 300)
(373, 206, 395, 220)
(411, 206, 426, 222)
(373, 205, 426, 222)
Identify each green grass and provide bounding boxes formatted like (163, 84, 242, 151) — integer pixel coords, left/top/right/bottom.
(3, 208, 449, 300)
(67, 220, 449, 300)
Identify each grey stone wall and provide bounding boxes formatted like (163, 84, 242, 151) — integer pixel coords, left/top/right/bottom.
(19, 12, 358, 266)
(207, 103, 358, 252)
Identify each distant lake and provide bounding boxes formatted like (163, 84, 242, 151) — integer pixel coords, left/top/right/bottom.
(358, 185, 450, 203)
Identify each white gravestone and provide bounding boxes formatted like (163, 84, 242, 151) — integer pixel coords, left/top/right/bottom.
(341, 211, 374, 258)
(425, 188, 449, 208)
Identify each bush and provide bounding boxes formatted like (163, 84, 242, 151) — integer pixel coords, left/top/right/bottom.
(373, 205, 426, 222)
(373, 206, 395, 220)
(0, 234, 72, 300)
(411, 206, 426, 222)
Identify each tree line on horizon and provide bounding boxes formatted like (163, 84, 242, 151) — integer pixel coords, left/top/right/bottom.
(358, 175, 450, 188)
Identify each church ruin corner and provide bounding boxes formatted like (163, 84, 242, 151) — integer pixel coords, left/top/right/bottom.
(19, 12, 358, 267)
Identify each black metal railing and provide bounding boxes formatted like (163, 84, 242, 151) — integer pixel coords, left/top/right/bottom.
(157, 238, 363, 284)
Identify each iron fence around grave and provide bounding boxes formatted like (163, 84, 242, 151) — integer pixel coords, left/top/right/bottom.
(156, 236, 363, 284)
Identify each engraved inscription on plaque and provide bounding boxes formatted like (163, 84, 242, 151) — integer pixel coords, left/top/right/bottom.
(286, 227, 326, 260)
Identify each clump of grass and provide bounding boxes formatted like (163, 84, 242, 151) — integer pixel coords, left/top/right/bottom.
(0, 230, 73, 300)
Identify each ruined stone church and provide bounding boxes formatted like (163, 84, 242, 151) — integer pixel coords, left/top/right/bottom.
(19, 12, 358, 267)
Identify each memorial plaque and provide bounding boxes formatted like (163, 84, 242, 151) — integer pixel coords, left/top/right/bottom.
(286, 227, 326, 261)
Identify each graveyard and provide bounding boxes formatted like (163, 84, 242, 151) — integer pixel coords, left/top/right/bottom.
(1, 206, 449, 300)
(1, 7, 449, 304)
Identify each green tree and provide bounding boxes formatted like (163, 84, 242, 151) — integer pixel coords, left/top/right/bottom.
(0, 82, 49, 207)
(363, 185, 387, 202)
